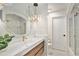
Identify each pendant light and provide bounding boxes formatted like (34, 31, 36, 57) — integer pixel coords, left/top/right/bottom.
(32, 3, 39, 22)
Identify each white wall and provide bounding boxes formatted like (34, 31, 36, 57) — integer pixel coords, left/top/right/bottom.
(3, 3, 28, 18)
(0, 7, 6, 35)
(0, 20, 6, 35)
(26, 4, 48, 37)
(48, 14, 53, 43)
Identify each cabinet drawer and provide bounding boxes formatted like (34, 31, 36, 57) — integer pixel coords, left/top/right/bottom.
(24, 41, 44, 56)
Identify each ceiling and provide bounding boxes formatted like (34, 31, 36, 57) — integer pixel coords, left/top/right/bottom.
(48, 3, 69, 12)
(48, 3, 70, 17)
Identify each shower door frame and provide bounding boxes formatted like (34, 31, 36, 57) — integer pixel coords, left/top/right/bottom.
(68, 13, 76, 55)
(74, 12, 79, 55)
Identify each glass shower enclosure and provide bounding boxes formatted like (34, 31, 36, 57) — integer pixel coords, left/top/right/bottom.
(69, 4, 79, 55)
(69, 14, 75, 55)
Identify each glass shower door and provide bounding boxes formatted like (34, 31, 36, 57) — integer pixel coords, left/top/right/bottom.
(74, 13, 79, 55)
(69, 14, 75, 54)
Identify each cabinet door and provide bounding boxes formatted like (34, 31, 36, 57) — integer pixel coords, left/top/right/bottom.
(24, 41, 44, 56)
(35, 48, 44, 56)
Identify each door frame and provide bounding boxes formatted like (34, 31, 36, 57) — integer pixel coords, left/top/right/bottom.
(52, 16, 68, 52)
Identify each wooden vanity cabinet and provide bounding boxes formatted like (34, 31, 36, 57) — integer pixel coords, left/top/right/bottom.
(24, 41, 44, 56)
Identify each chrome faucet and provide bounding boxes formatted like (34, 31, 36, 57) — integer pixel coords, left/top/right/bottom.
(22, 35, 28, 42)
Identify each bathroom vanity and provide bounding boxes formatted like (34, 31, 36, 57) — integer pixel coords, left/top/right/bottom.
(0, 37, 45, 56)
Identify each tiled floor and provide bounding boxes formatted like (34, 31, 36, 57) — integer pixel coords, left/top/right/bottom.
(47, 45, 68, 56)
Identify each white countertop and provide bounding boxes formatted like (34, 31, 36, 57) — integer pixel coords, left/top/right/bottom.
(0, 37, 44, 56)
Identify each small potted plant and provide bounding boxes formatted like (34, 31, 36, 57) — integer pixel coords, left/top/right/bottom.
(0, 34, 14, 51)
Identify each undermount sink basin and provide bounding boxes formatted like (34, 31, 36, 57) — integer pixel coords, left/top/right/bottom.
(9, 43, 25, 50)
